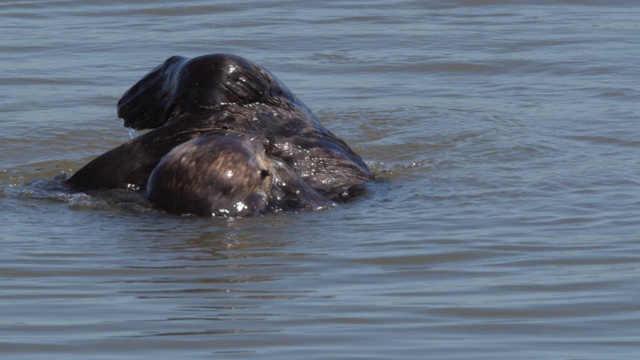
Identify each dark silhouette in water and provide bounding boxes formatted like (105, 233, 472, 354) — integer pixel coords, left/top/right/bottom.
(146, 134, 273, 217)
(66, 54, 372, 216)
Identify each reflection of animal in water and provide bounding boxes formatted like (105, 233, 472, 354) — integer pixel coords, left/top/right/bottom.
(66, 54, 373, 216)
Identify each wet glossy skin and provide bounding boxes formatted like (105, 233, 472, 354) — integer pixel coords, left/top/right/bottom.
(66, 54, 372, 215)
(146, 134, 273, 217)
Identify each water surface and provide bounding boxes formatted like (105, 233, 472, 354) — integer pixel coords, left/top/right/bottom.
(1, 1, 639, 359)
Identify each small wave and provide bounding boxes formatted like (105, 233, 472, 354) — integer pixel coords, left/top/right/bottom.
(6, 175, 153, 214)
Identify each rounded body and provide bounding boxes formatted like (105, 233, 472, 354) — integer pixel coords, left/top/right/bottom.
(146, 134, 272, 217)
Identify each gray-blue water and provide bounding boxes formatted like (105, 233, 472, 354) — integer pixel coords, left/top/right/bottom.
(1, 1, 639, 359)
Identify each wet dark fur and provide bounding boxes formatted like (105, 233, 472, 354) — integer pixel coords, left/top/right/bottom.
(146, 134, 273, 216)
(66, 54, 372, 215)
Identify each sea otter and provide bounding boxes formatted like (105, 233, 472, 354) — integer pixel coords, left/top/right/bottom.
(146, 133, 273, 217)
(66, 54, 372, 216)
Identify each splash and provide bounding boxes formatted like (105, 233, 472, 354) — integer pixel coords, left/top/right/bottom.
(128, 127, 140, 139)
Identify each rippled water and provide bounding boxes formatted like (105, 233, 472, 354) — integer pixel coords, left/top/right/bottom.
(2, 1, 639, 359)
